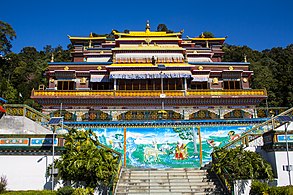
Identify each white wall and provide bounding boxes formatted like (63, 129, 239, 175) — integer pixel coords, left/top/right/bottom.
(262, 151, 293, 186)
(0, 155, 60, 191)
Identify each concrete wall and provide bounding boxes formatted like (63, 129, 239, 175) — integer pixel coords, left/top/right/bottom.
(261, 151, 293, 186)
(0, 155, 60, 191)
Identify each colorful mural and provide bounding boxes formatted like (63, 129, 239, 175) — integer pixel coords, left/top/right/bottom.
(79, 125, 254, 168)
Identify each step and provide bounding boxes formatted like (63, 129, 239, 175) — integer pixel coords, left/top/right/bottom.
(117, 182, 215, 187)
(116, 192, 209, 195)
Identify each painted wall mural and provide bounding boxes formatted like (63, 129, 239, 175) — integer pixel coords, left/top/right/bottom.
(79, 125, 254, 168)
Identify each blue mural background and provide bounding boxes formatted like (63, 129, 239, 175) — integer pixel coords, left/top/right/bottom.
(79, 125, 253, 168)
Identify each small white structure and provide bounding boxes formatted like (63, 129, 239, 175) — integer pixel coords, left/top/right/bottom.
(0, 155, 60, 190)
(260, 122, 293, 186)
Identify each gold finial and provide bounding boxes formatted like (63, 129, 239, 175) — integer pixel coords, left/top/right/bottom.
(50, 53, 54, 62)
(97, 66, 102, 70)
(146, 20, 150, 33)
(229, 66, 234, 70)
(80, 77, 87, 84)
(244, 54, 247, 62)
(198, 66, 203, 70)
(201, 32, 205, 38)
(89, 32, 93, 38)
(64, 66, 69, 70)
(212, 78, 219, 85)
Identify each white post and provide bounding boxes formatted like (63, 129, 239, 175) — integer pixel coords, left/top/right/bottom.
(285, 122, 292, 185)
(114, 79, 117, 91)
(52, 126, 55, 191)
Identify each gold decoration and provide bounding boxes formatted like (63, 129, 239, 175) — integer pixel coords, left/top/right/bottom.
(228, 66, 234, 70)
(100, 113, 108, 120)
(89, 113, 97, 120)
(198, 110, 206, 118)
(64, 66, 69, 70)
(145, 38, 151, 45)
(97, 66, 102, 70)
(243, 78, 248, 83)
(198, 66, 203, 70)
(212, 78, 219, 85)
(100, 51, 104, 54)
(49, 79, 55, 83)
(80, 77, 87, 84)
(65, 113, 72, 120)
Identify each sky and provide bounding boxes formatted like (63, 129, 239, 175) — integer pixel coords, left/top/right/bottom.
(1, 0, 293, 53)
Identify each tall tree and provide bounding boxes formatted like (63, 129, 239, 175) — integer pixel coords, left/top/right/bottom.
(0, 21, 16, 55)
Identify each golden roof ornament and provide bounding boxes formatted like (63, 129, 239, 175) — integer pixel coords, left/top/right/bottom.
(64, 66, 69, 70)
(89, 32, 93, 38)
(244, 54, 247, 63)
(146, 20, 150, 33)
(229, 66, 234, 70)
(198, 66, 203, 70)
(50, 53, 54, 62)
(201, 32, 205, 38)
(212, 78, 219, 85)
(97, 66, 102, 70)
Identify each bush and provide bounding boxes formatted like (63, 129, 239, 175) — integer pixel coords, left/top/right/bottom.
(250, 180, 293, 195)
(0, 175, 8, 193)
(1, 190, 56, 195)
(250, 180, 269, 195)
(72, 188, 94, 195)
(57, 186, 74, 195)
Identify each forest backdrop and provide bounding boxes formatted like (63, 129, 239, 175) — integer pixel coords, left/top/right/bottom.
(0, 21, 292, 109)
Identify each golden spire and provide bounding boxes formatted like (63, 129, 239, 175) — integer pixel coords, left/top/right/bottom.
(244, 54, 247, 62)
(146, 20, 150, 33)
(201, 32, 205, 38)
(89, 32, 93, 38)
(50, 53, 54, 62)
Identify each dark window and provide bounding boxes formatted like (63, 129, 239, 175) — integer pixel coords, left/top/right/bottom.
(223, 81, 241, 89)
(57, 81, 75, 90)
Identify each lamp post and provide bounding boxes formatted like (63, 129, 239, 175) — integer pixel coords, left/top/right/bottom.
(52, 125, 55, 191)
(48, 117, 63, 191)
(270, 110, 274, 130)
(285, 122, 292, 185)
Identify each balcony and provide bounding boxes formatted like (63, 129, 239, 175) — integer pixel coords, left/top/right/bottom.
(31, 89, 267, 98)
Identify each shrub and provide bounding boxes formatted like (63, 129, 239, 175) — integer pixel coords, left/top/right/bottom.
(1, 190, 56, 195)
(72, 188, 94, 195)
(57, 186, 74, 195)
(0, 175, 8, 193)
(250, 180, 269, 195)
(250, 180, 293, 195)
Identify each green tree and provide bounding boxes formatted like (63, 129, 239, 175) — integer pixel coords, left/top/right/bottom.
(157, 24, 174, 33)
(199, 31, 215, 38)
(55, 129, 119, 191)
(0, 21, 16, 55)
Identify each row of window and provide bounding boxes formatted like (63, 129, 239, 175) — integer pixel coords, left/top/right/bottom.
(57, 80, 242, 90)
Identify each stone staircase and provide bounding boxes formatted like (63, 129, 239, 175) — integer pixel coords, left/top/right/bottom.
(115, 168, 224, 195)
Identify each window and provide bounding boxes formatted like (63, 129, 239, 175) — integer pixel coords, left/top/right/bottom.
(57, 81, 75, 90)
(191, 82, 208, 89)
(223, 81, 241, 89)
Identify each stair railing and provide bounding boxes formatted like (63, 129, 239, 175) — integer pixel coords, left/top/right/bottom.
(222, 107, 293, 149)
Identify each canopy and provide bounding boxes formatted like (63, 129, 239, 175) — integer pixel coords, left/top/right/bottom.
(192, 75, 209, 82)
(110, 70, 192, 79)
(90, 75, 110, 82)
